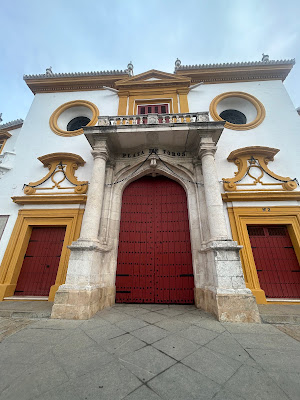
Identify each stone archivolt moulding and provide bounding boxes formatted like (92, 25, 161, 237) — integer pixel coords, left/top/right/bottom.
(23, 153, 88, 195)
(49, 100, 99, 137)
(223, 146, 298, 192)
(209, 91, 265, 131)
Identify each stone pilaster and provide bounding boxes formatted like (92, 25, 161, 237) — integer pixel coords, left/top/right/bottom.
(195, 139, 261, 323)
(51, 138, 115, 320)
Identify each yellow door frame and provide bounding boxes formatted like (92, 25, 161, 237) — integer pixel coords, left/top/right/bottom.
(227, 206, 300, 304)
(0, 209, 83, 301)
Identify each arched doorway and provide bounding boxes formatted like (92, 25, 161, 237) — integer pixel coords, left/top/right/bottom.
(116, 175, 194, 304)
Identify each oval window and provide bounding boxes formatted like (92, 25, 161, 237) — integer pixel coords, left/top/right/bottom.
(67, 116, 91, 132)
(219, 109, 247, 125)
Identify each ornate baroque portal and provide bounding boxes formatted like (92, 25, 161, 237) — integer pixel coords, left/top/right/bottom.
(51, 110, 261, 323)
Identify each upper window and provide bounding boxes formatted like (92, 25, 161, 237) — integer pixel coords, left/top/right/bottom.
(219, 109, 247, 125)
(209, 92, 265, 131)
(138, 104, 169, 115)
(49, 100, 99, 137)
(67, 116, 91, 132)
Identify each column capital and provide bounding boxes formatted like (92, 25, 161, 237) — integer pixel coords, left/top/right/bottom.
(198, 144, 217, 159)
(91, 149, 109, 162)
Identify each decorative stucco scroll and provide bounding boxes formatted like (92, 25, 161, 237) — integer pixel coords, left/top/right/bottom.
(223, 146, 298, 192)
(24, 153, 88, 195)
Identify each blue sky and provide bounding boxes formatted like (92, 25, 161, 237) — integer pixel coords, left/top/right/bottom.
(1, 0, 299, 123)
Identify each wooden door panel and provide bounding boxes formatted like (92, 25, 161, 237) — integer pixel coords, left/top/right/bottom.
(248, 225, 300, 298)
(116, 176, 194, 304)
(15, 227, 65, 296)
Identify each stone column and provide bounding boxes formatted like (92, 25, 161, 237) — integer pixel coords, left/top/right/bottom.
(199, 144, 228, 241)
(51, 138, 112, 320)
(79, 148, 108, 241)
(195, 139, 261, 323)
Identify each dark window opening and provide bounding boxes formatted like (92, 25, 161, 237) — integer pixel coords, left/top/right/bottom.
(219, 109, 247, 125)
(138, 104, 169, 115)
(67, 116, 90, 131)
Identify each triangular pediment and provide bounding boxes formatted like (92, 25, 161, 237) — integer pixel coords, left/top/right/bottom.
(115, 69, 191, 89)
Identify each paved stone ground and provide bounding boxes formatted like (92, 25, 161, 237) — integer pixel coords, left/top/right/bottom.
(1, 304, 300, 400)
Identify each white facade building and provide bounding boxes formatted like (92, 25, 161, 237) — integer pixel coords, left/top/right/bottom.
(0, 58, 299, 322)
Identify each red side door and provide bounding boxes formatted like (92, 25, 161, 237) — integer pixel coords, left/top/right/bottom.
(15, 227, 66, 296)
(116, 176, 194, 304)
(248, 225, 300, 298)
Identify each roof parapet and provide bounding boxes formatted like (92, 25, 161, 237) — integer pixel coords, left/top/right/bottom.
(176, 59, 295, 71)
(0, 119, 24, 130)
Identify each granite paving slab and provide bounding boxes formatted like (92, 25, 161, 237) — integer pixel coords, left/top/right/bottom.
(1, 304, 300, 399)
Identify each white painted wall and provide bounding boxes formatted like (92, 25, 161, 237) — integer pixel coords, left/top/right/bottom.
(1, 78, 300, 265)
(0, 89, 119, 263)
(188, 80, 300, 187)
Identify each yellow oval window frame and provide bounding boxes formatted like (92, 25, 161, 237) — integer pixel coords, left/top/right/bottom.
(49, 100, 99, 137)
(209, 92, 265, 131)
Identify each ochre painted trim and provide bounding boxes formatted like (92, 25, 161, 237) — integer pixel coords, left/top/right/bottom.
(0, 209, 84, 302)
(133, 98, 175, 115)
(24, 74, 127, 94)
(223, 146, 297, 192)
(177, 89, 189, 113)
(222, 191, 300, 202)
(116, 70, 191, 116)
(175, 63, 294, 83)
(12, 195, 87, 204)
(209, 91, 265, 130)
(227, 206, 300, 304)
(23, 152, 88, 195)
(0, 132, 12, 154)
(118, 92, 129, 116)
(115, 69, 191, 89)
(49, 100, 99, 137)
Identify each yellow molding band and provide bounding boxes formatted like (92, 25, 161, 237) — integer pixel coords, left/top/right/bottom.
(49, 100, 99, 137)
(227, 206, 300, 304)
(12, 195, 87, 204)
(222, 191, 300, 202)
(0, 209, 84, 302)
(209, 91, 265, 131)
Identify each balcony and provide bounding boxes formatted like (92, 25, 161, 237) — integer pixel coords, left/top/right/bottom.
(98, 112, 209, 126)
(84, 112, 225, 155)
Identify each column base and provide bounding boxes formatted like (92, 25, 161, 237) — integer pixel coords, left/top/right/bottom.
(195, 288, 261, 323)
(51, 286, 115, 320)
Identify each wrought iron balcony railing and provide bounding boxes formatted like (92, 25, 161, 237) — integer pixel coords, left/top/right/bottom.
(98, 112, 209, 126)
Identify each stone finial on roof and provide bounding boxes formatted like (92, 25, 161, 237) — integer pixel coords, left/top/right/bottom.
(262, 54, 269, 62)
(0, 113, 2, 123)
(46, 67, 53, 76)
(174, 58, 181, 72)
(126, 61, 134, 76)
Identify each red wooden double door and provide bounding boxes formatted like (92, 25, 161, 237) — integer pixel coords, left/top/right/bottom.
(15, 227, 66, 296)
(116, 176, 194, 304)
(248, 225, 300, 298)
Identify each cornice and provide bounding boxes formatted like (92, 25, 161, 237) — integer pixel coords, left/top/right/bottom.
(227, 146, 279, 161)
(12, 195, 87, 204)
(175, 60, 295, 83)
(38, 152, 86, 166)
(115, 69, 191, 91)
(222, 191, 300, 202)
(176, 59, 295, 70)
(24, 74, 129, 94)
(0, 119, 23, 131)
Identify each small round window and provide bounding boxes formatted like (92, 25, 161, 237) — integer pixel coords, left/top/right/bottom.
(67, 116, 91, 132)
(219, 109, 247, 125)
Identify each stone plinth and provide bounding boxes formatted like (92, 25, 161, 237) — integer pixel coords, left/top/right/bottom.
(196, 240, 261, 323)
(51, 239, 115, 319)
